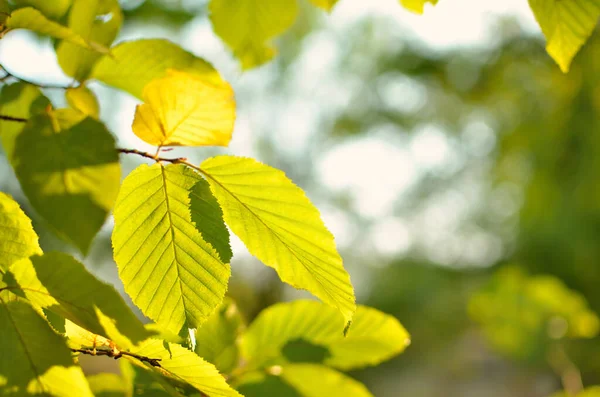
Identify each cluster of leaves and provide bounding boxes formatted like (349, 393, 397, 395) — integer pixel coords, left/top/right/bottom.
(0, 0, 411, 396)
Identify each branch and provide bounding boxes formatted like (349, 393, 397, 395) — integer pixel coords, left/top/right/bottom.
(71, 348, 162, 367)
(0, 65, 76, 89)
(0, 114, 27, 123)
(117, 148, 188, 164)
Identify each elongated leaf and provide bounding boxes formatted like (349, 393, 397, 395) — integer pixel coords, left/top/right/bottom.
(132, 70, 235, 147)
(66, 85, 100, 119)
(200, 156, 356, 325)
(12, 0, 72, 19)
(209, 0, 298, 69)
(195, 299, 244, 374)
(0, 192, 41, 271)
(56, 0, 123, 80)
(130, 339, 242, 397)
(529, 0, 600, 72)
(308, 0, 339, 12)
(0, 300, 93, 397)
(399, 0, 439, 13)
(237, 365, 373, 397)
(6, 252, 151, 345)
(12, 109, 121, 254)
(91, 39, 225, 99)
(0, 82, 50, 158)
(242, 300, 409, 371)
(112, 163, 230, 333)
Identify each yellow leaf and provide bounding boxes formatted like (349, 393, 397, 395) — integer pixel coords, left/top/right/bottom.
(66, 86, 100, 119)
(399, 0, 439, 14)
(132, 70, 235, 147)
(308, 0, 339, 12)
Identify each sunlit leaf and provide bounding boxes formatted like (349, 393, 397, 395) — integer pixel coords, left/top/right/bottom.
(11, 108, 120, 254)
(550, 386, 600, 397)
(6, 252, 151, 346)
(200, 156, 356, 325)
(209, 0, 298, 69)
(0, 192, 41, 271)
(242, 300, 409, 370)
(91, 39, 225, 99)
(66, 85, 100, 119)
(399, 0, 439, 13)
(129, 339, 242, 397)
(308, 0, 339, 12)
(56, 0, 123, 80)
(86, 373, 127, 397)
(0, 300, 93, 397)
(11, 0, 72, 19)
(132, 70, 235, 147)
(529, 0, 600, 72)
(112, 163, 230, 333)
(120, 360, 175, 397)
(65, 319, 113, 350)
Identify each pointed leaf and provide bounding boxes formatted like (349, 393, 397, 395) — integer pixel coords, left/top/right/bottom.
(0, 300, 93, 397)
(112, 163, 230, 333)
(91, 39, 225, 99)
(209, 0, 298, 69)
(56, 0, 123, 80)
(200, 156, 356, 325)
(400, 0, 439, 13)
(308, 0, 339, 12)
(0, 192, 41, 271)
(11, 0, 72, 19)
(66, 85, 100, 119)
(529, 0, 600, 72)
(242, 300, 409, 371)
(130, 339, 242, 397)
(132, 70, 235, 147)
(6, 252, 151, 345)
(12, 108, 121, 253)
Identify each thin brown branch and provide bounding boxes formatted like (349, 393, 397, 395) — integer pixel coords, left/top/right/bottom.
(0, 114, 27, 123)
(0, 65, 76, 89)
(71, 348, 162, 367)
(117, 148, 188, 164)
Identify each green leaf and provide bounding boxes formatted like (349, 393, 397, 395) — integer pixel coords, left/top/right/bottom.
(0, 192, 41, 272)
(209, 0, 299, 69)
(0, 0, 9, 26)
(120, 360, 178, 397)
(11, 0, 72, 19)
(236, 365, 373, 397)
(308, 0, 339, 12)
(112, 163, 230, 333)
(56, 0, 123, 81)
(528, 0, 600, 72)
(86, 373, 127, 397)
(66, 85, 100, 119)
(0, 300, 93, 397)
(91, 39, 225, 99)
(399, 0, 439, 13)
(6, 252, 151, 346)
(129, 339, 242, 397)
(195, 299, 244, 374)
(549, 386, 600, 397)
(12, 108, 121, 253)
(5, 7, 107, 52)
(242, 300, 409, 371)
(199, 156, 356, 325)
(0, 82, 50, 158)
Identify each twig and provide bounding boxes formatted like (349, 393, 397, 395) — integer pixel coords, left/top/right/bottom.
(0, 65, 76, 89)
(0, 114, 27, 123)
(117, 148, 188, 164)
(71, 348, 162, 367)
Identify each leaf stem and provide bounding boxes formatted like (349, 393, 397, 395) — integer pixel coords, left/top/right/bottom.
(71, 348, 162, 367)
(0, 114, 28, 123)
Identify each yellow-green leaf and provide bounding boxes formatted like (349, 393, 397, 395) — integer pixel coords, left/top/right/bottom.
(308, 0, 339, 12)
(86, 373, 127, 397)
(112, 163, 230, 333)
(529, 0, 600, 72)
(0, 192, 41, 271)
(399, 0, 439, 13)
(132, 70, 235, 147)
(11, 109, 121, 254)
(56, 0, 123, 81)
(66, 85, 100, 119)
(91, 39, 225, 99)
(129, 339, 242, 397)
(0, 0, 9, 26)
(11, 0, 72, 19)
(200, 156, 356, 325)
(209, 0, 298, 69)
(242, 300, 409, 371)
(0, 300, 93, 397)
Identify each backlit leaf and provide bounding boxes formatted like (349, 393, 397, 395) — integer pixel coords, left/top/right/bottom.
(11, 0, 72, 19)
(66, 85, 100, 119)
(200, 156, 356, 325)
(529, 0, 600, 72)
(112, 163, 230, 333)
(86, 373, 127, 397)
(308, 0, 339, 12)
(209, 0, 298, 69)
(12, 108, 121, 253)
(0, 300, 93, 397)
(399, 0, 439, 13)
(0, 192, 41, 271)
(242, 300, 409, 371)
(132, 70, 235, 147)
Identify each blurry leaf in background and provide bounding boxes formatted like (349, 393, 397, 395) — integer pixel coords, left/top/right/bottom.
(209, 0, 298, 69)
(86, 373, 127, 397)
(132, 70, 235, 147)
(528, 0, 600, 72)
(549, 386, 600, 397)
(11, 0, 72, 19)
(469, 266, 600, 360)
(56, 0, 123, 81)
(12, 109, 120, 254)
(0, 0, 9, 26)
(65, 86, 100, 119)
(308, 0, 339, 12)
(399, 0, 439, 14)
(120, 360, 174, 397)
(91, 39, 225, 99)
(0, 192, 41, 271)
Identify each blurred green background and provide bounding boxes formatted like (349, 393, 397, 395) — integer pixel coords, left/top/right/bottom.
(2, 1, 600, 396)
